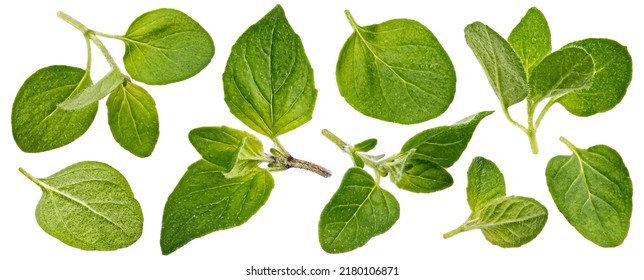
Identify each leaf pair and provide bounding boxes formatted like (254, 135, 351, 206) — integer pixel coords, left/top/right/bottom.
(12, 9, 215, 157)
(466, 7, 632, 153)
(444, 157, 548, 247)
(320, 111, 492, 253)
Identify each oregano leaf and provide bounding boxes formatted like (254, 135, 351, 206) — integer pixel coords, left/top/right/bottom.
(354, 138, 377, 153)
(546, 137, 632, 247)
(19, 161, 143, 251)
(508, 7, 551, 73)
(336, 11, 456, 124)
(106, 81, 159, 158)
(394, 157, 453, 193)
(319, 168, 399, 253)
(122, 8, 215, 85)
(223, 5, 317, 138)
(466, 157, 506, 212)
(59, 69, 126, 111)
(161, 160, 274, 255)
(12, 65, 98, 153)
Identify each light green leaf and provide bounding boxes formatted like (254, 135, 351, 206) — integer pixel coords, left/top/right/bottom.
(528, 47, 594, 104)
(319, 168, 399, 253)
(161, 160, 274, 255)
(188, 126, 265, 178)
(558, 39, 632, 116)
(19, 161, 143, 251)
(395, 157, 453, 193)
(465, 22, 528, 109)
(546, 137, 632, 247)
(401, 111, 493, 168)
(445, 196, 548, 248)
(466, 157, 506, 212)
(106, 81, 159, 157)
(336, 11, 456, 124)
(122, 8, 215, 85)
(12, 65, 97, 153)
(59, 69, 126, 110)
(354, 138, 377, 153)
(223, 5, 317, 138)
(508, 7, 551, 73)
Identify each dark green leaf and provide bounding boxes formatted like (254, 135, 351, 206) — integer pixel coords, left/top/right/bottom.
(106, 81, 159, 157)
(528, 47, 594, 104)
(59, 69, 126, 110)
(354, 138, 377, 152)
(546, 138, 632, 247)
(558, 39, 633, 116)
(19, 161, 143, 250)
(350, 152, 365, 168)
(223, 5, 317, 137)
(401, 111, 493, 168)
(319, 168, 399, 253)
(465, 22, 528, 109)
(161, 160, 274, 255)
(336, 11, 456, 124)
(395, 157, 453, 193)
(122, 8, 215, 85)
(508, 7, 551, 73)
(12, 65, 97, 152)
(466, 157, 506, 212)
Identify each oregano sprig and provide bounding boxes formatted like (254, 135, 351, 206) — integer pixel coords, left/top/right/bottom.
(11, 9, 214, 157)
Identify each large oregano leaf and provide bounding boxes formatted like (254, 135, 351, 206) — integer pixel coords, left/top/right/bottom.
(508, 7, 551, 73)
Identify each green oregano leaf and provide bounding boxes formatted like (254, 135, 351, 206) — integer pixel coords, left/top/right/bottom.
(122, 8, 215, 85)
(19, 161, 143, 251)
(106, 81, 160, 158)
(319, 168, 399, 253)
(465, 22, 528, 109)
(223, 5, 317, 138)
(59, 69, 126, 111)
(546, 137, 632, 247)
(557, 39, 633, 116)
(401, 111, 493, 168)
(354, 138, 377, 153)
(161, 160, 274, 255)
(394, 157, 453, 193)
(12, 65, 97, 153)
(508, 7, 551, 73)
(445, 157, 547, 248)
(336, 10, 456, 124)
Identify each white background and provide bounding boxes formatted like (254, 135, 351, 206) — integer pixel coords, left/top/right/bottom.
(1, 0, 641, 279)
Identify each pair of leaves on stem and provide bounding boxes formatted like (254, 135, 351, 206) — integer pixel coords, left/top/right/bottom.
(12, 9, 215, 157)
(466, 7, 632, 153)
(444, 157, 548, 247)
(161, 5, 323, 255)
(319, 111, 492, 253)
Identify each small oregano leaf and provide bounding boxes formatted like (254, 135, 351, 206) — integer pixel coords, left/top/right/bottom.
(528, 47, 594, 104)
(394, 157, 453, 193)
(19, 161, 143, 251)
(546, 137, 632, 247)
(354, 138, 378, 153)
(319, 168, 400, 253)
(466, 156, 506, 212)
(161, 160, 274, 255)
(508, 7, 551, 73)
(557, 39, 633, 116)
(122, 8, 215, 85)
(12, 65, 98, 153)
(223, 5, 317, 138)
(401, 111, 493, 168)
(336, 11, 456, 124)
(106, 81, 160, 158)
(465, 22, 528, 109)
(58, 69, 126, 111)
(188, 126, 265, 177)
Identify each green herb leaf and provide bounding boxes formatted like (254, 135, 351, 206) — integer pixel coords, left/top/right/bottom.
(508, 7, 551, 73)
(19, 161, 143, 251)
(465, 22, 528, 109)
(106, 81, 159, 157)
(558, 39, 633, 116)
(546, 137, 632, 247)
(188, 126, 265, 178)
(336, 11, 456, 124)
(401, 111, 493, 168)
(466, 157, 506, 211)
(12, 65, 97, 152)
(394, 157, 453, 193)
(223, 5, 317, 138)
(350, 152, 365, 168)
(319, 168, 399, 253)
(59, 69, 126, 110)
(161, 160, 274, 255)
(354, 138, 377, 152)
(122, 8, 215, 85)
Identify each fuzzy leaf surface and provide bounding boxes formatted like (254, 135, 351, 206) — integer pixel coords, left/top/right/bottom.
(508, 7, 551, 73)
(466, 157, 506, 212)
(59, 69, 126, 110)
(395, 157, 453, 193)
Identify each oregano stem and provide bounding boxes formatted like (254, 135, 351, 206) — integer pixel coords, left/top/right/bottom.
(271, 137, 290, 157)
(527, 102, 539, 154)
(58, 11, 121, 71)
(502, 107, 528, 133)
(88, 33, 120, 70)
(321, 129, 350, 153)
(443, 226, 466, 239)
(270, 155, 331, 178)
(559, 136, 579, 155)
(57, 12, 89, 34)
(535, 98, 557, 129)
